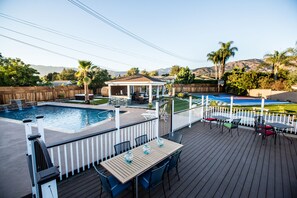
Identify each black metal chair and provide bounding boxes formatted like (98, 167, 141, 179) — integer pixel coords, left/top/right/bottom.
(135, 134, 148, 147)
(93, 165, 132, 198)
(168, 133, 183, 144)
(223, 118, 241, 136)
(114, 141, 131, 155)
(139, 161, 169, 198)
(167, 150, 182, 190)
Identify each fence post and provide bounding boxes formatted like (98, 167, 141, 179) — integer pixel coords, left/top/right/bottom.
(36, 115, 45, 142)
(115, 105, 120, 143)
(230, 96, 234, 120)
(23, 119, 33, 155)
(260, 97, 265, 116)
(201, 95, 204, 120)
(155, 101, 159, 138)
(171, 98, 175, 133)
(189, 95, 192, 128)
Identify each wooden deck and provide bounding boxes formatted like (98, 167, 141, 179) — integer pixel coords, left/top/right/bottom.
(57, 122, 297, 198)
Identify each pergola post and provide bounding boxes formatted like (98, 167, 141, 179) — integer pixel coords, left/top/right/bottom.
(127, 85, 131, 99)
(108, 84, 111, 98)
(149, 84, 153, 103)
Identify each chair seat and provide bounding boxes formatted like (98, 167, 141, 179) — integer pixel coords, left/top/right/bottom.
(139, 171, 151, 189)
(223, 123, 232, 128)
(265, 130, 275, 136)
(205, 118, 217, 121)
(109, 175, 131, 197)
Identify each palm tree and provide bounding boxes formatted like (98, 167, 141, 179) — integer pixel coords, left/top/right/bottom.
(218, 41, 238, 79)
(263, 50, 293, 80)
(76, 60, 93, 103)
(207, 51, 220, 79)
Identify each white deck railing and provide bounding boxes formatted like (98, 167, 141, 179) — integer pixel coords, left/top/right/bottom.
(46, 118, 157, 181)
(208, 106, 297, 134)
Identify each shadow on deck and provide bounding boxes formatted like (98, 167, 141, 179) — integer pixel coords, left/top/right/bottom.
(57, 122, 297, 198)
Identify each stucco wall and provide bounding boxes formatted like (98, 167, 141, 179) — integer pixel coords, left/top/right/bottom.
(248, 89, 297, 103)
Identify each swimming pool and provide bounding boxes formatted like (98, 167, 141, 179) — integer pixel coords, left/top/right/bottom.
(0, 105, 116, 133)
(191, 93, 289, 106)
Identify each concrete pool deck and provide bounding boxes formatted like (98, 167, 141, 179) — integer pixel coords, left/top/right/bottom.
(0, 102, 149, 197)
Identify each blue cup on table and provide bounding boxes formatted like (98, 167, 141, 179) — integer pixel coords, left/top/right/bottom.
(143, 144, 151, 155)
(156, 138, 164, 147)
(124, 150, 133, 164)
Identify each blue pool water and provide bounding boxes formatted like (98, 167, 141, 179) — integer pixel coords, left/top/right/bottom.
(0, 105, 115, 132)
(192, 93, 289, 106)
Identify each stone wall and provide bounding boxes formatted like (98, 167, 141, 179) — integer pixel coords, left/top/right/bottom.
(248, 89, 297, 103)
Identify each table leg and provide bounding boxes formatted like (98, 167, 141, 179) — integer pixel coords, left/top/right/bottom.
(135, 176, 138, 198)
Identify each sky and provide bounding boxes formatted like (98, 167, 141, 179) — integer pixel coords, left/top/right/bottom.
(0, 0, 296, 72)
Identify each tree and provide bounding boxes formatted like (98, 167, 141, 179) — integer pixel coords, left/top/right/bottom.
(169, 65, 181, 76)
(206, 51, 220, 79)
(175, 66, 194, 84)
(127, 67, 139, 76)
(218, 41, 238, 79)
(140, 70, 149, 76)
(149, 70, 158, 76)
(58, 68, 77, 80)
(263, 50, 294, 80)
(0, 55, 40, 86)
(43, 72, 59, 82)
(76, 60, 93, 103)
(89, 66, 111, 94)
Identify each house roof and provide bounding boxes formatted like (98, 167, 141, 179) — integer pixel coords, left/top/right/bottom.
(105, 74, 166, 85)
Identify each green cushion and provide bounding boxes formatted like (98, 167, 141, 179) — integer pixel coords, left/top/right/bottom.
(224, 123, 232, 128)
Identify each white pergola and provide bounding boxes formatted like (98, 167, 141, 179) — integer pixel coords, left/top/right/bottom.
(105, 75, 166, 103)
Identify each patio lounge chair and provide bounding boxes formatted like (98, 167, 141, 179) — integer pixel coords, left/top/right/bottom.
(139, 161, 169, 198)
(93, 165, 132, 198)
(114, 141, 131, 155)
(135, 134, 148, 147)
(223, 118, 241, 137)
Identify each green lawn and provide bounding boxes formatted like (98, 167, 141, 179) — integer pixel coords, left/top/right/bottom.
(237, 103, 297, 114)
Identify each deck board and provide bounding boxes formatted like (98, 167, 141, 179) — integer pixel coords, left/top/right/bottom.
(57, 122, 297, 198)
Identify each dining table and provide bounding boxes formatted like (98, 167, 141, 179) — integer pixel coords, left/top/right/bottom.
(100, 138, 183, 198)
(266, 122, 294, 144)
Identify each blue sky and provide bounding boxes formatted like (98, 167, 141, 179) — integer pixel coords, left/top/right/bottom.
(0, 0, 296, 72)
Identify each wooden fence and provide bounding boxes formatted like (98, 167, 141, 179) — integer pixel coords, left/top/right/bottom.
(0, 86, 89, 104)
(174, 83, 222, 93)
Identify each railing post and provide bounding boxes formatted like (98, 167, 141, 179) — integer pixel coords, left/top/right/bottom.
(201, 95, 204, 120)
(230, 96, 234, 121)
(260, 97, 265, 116)
(36, 115, 45, 142)
(155, 101, 159, 138)
(206, 95, 209, 117)
(171, 98, 175, 133)
(189, 95, 192, 128)
(23, 119, 33, 155)
(115, 105, 120, 143)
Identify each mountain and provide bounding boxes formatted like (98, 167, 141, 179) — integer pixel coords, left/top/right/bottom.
(192, 59, 266, 78)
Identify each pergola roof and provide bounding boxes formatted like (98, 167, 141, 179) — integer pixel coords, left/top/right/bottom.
(106, 74, 166, 85)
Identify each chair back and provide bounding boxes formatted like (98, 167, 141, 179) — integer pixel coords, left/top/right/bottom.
(168, 133, 183, 144)
(231, 118, 241, 127)
(168, 150, 182, 171)
(114, 141, 131, 155)
(135, 134, 148, 147)
(150, 161, 169, 188)
(93, 166, 112, 195)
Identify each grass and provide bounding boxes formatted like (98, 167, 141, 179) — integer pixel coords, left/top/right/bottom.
(237, 103, 297, 114)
